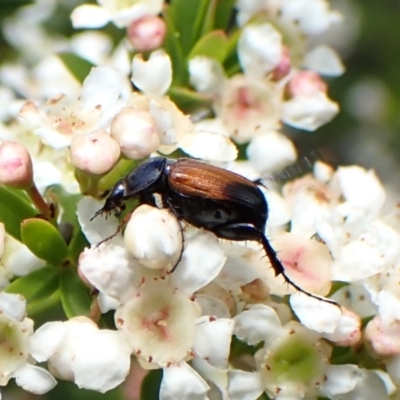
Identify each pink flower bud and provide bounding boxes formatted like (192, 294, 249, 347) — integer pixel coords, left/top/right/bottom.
(272, 46, 291, 81)
(110, 107, 160, 159)
(0, 141, 33, 189)
(70, 130, 120, 175)
(365, 315, 400, 357)
(127, 15, 166, 52)
(287, 71, 328, 97)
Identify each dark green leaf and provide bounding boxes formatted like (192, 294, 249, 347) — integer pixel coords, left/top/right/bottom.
(58, 53, 95, 83)
(223, 28, 241, 76)
(163, 10, 188, 86)
(167, 0, 210, 56)
(60, 266, 92, 318)
(21, 218, 69, 265)
(98, 158, 136, 193)
(69, 228, 89, 264)
(6, 266, 59, 304)
(167, 86, 212, 114)
(141, 369, 162, 400)
(188, 30, 228, 63)
(0, 185, 36, 240)
(47, 185, 82, 226)
(213, 0, 236, 30)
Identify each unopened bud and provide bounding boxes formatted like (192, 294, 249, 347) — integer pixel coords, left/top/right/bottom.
(127, 15, 166, 52)
(70, 130, 120, 175)
(111, 107, 160, 159)
(124, 205, 182, 270)
(287, 71, 328, 98)
(365, 315, 400, 357)
(0, 141, 33, 189)
(272, 46, 291, 81)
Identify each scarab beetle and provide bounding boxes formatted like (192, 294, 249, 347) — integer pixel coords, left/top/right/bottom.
(92, 156, 334, 303)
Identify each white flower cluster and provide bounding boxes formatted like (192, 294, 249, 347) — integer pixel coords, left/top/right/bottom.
(1, 0, 399, 400)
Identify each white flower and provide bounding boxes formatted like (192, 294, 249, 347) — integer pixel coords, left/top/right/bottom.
(215, 74, 282, 144)
(30, 317, 131, 393)
(71, 0, 163, 29)
(19, 66, 130, 149)
(0, 292, 56, 396)
(238, 23, 282, 78)
(280, 0, 342, 35)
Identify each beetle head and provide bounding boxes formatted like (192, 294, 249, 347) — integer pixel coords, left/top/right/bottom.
(90, 180, 126, 221)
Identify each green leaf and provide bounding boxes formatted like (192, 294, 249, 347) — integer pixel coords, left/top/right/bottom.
(21, 218, 69, 265)
(163, 10, 188, 86)
(60, 266, 92, 318)
(188, 30, 228, 63)
(141, 369, 163, 400)
(213, 0, 236, 30)
(69, 228, 89, 264)
(47, 185, 82, 226)
(98, 158, 136, 193)
(167, 0, 210, 56)
(167, 86, 212, 114)
(58, 53, 95, 83)
(6, 266, 59, 305)
(223, 28, 242, 76)
(0, 185, 37, 240)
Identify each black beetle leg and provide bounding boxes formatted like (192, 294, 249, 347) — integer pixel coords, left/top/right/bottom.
(210, 222, 338, 306)
(168, 218, 184, 273)
(95, 211, 133, 248)
(163, 199, 185, 274)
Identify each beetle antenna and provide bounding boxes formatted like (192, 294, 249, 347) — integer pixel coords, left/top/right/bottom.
(90, 208, 104, 222)
(259, 234, 340, 308)
(271, 148, 336, 185)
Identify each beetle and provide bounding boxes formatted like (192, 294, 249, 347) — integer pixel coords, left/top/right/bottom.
(92, 156, 335, 304)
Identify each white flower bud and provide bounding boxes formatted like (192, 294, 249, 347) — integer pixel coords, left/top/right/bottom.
(110, 107, 160, 159)
(127, 15, 166, 52)
(0, 141, 33, 189)
(70, 130, 120, 175)
(124, 205, 182, 270)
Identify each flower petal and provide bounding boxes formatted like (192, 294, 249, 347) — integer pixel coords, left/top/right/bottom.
(290, 293, 341, 334)
(227, 370, 264, 400)
(72, 330, 131, 393)
(303, 45, 345, 77)
(81, 66, 127, 111)
(233, 304, 283, 345)
(160, 362, 210, 400)
(76, 197, 120, 245)
(132, 50, 172, 96)
(180, 131, 238, 162)
(170, 229, 226, 295)
(282, 91, 339, 131)
(0, 292, 26, 321)
(14, 364, 56, 395)
(194, 317, 234, 369)
(71, 4, 110, 29)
